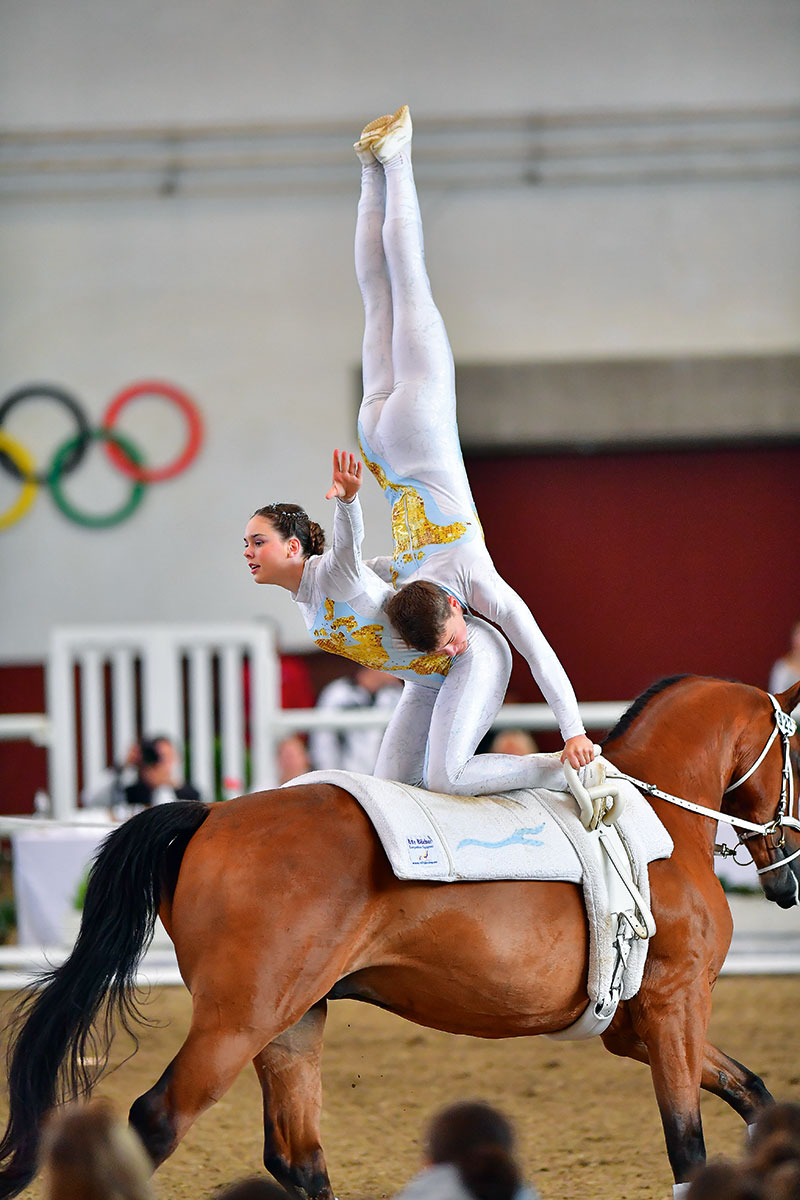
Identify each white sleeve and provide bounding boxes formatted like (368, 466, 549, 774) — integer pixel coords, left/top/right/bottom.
(467, 566, 585, 740)
(365, 555, 395, 584)
(312, 498, 368, 602)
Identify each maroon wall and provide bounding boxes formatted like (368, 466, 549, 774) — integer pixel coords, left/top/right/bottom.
(0, 665, 48, 815)
(465, 444, 800, 708)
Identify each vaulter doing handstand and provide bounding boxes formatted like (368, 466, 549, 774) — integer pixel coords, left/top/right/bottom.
(244, 105, 595, 795)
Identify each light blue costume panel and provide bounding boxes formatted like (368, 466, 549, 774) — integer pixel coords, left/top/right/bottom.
(292, 497, 451, 690)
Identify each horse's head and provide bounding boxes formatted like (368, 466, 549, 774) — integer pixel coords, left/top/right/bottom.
(725, 681, 800, 908)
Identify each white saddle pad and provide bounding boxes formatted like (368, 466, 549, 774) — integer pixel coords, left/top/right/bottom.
(283, 769, 674, 1010)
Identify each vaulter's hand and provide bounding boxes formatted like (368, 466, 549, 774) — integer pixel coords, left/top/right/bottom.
(325, 449, 363, 502)
(560, 734, 596, 769)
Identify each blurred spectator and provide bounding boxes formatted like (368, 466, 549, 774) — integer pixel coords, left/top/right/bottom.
(41, 1097, 154, 1200)
(81, 735, 201, 815)
(276, 734, 311, 783)
(685, 1160, 764, 1199)
(309, 667, 401, 774)
(769, 620, 800, 716)
(687, 1101, 800, 1200)
(212, 1178, 291, 1200)
(392, 1099, 539, 1200)
(748, 1100, 800, 1157)
(484, 730, 539, 757)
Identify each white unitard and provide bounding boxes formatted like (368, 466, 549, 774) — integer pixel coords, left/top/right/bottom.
(292, 497, 571, 793)
(346, 147, 586, 793)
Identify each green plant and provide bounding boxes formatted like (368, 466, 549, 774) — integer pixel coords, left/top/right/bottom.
(73, 867, 90, 912)
(0, 898, 15, 944)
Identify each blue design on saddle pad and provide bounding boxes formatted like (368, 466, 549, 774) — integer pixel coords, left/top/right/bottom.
(456, 824, 546, 851)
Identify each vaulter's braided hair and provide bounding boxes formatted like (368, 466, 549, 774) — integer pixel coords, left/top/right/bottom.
(252, 503, 326, 557)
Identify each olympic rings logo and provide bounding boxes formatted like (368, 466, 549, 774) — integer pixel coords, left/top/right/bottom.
(0, 381, 204, 531)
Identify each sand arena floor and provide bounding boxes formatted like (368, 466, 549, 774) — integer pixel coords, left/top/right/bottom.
(2, 975, 799, 1200)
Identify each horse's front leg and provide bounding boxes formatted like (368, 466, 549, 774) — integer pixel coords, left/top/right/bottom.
(631, 983, 711, 1193)
(253, 1000, 333, 1200)
(603, 1012, 774, 1126)
(701, 1043, 773, 1123)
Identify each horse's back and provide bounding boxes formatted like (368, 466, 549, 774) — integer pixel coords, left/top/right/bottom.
(163, 783, 590, 1036)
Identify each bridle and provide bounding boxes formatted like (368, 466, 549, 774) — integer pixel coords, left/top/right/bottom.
(610, 694, 799, 876)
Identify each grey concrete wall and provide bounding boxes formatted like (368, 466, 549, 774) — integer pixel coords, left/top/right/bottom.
(0, 0, 798, 661)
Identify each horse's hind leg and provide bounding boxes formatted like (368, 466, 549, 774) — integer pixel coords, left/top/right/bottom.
(252, 1001, 333, 1200)
(129, 997, 281, 1166)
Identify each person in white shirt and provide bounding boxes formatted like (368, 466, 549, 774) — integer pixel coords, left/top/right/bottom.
(310, 666, 402, 774)
(242, 106, 595, 794)
(769, 620, 800, 718)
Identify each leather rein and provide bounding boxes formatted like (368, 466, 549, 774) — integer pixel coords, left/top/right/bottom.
(610, 694, 799, 876)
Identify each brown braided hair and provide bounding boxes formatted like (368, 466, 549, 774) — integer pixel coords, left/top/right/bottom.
(251, 504, 326, 557)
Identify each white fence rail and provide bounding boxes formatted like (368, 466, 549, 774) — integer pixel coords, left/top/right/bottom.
(45, 622, 279, 817)
(3, 617, 631, 818)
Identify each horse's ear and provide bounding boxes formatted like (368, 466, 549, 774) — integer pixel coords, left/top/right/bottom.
(775, 680, 800, 716)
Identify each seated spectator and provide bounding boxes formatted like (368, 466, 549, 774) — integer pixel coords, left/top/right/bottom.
(685, 1160, 764, 1199)
(485, 730, 539, 757)
(82, 735, 201, 815)
(687, 1101, 800, 1199)
(309, 666, 401, 775)
(393, 1100, 539, 1200)
(276, 734, 311, 784)
(748, 1100, 800, 1157)
(41, 1097, 154, 1200)
(769, 620, 800, 716)
(746, 1101, 800, 1197)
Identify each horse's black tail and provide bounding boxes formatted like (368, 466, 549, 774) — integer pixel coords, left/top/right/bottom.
(0, 799, 210, 1199)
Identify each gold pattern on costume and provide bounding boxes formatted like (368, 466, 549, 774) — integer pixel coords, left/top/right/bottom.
(314, 598, 451, 678)
(314, 623, 390, 670)
(362, 453, 389, 492)
(363, 453, 468, 555)
(408, 651, 453, 676)
(362, 445, 484, 550)
(391, 490, 467, 555)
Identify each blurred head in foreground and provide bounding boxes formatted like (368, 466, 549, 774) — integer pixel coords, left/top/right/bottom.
(42, 1098, 154, 1200)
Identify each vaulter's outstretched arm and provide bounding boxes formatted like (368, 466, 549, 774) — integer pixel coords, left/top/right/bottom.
(309, 450, 368, 603)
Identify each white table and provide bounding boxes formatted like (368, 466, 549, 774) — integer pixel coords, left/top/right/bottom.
(12, 823, 113, 946)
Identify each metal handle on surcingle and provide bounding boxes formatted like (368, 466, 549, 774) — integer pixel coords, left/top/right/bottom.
(563, 759, 624, 831)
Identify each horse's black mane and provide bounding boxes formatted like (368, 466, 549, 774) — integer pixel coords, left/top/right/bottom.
(602, 674, 689, 746)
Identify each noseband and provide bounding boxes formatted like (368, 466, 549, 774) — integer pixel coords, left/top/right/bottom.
(726, 695, 799, 874)
(611, 694, 799, 875)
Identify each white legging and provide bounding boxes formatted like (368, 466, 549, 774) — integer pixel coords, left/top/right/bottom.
(356, 153, 474, 510)
(374, 614, 569, 794)
(356, 152, 570, 795)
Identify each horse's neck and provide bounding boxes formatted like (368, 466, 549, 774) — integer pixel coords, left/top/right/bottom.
(607, 681, 743, 816)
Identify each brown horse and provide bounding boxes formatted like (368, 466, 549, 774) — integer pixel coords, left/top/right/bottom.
(0, 674, 798, 1199)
